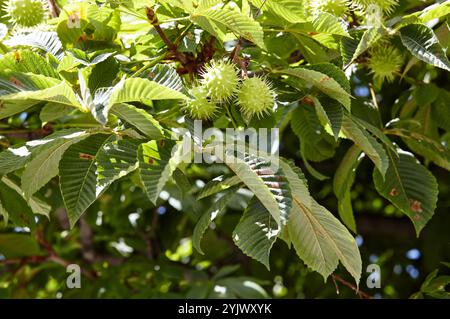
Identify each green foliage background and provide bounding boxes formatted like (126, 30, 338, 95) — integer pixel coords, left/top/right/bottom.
(0, 0, 449, 299)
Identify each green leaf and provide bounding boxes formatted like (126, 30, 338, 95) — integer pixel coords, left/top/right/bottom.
(193, 190, 236, 255)
(304, 63, 351, 96)
(0, 180, 35, 229)
(0, 129, 92, 175)
(307, 95, 342, 140)
(278, 68, 351, 110)
(351, 116, 397, 154)
(143, 64, 185, 93)
(138, 140, 185, 205)
(294, 33, 331, 63)
(333, 145, 363, 232)
(221, 149, 292, 226)
(59, 134, 113, 227)
(311, 12, 350, 37)
(281, 159, 361, 283)
(400, 24, 450, 72)
(0, 234, 42, 258)
(342, 116, 389, 177)
(216, 277, 269, 299)
(40, 102, 74, 122)
(97, 138, 141, 189)
(197, 175, 241, 200)
(191, 7, 266, 49)
(341, 28, 380, 68)
(402, 2, 450, 25)
(4, 31, 64, 60)
(291, 105, 337, 162)
(2, 176, 51, 218)
(109, 78, 187, 107)
(400, 129, 450, 172)
(251, 0, 307, 24)
(21, 131, 92, 198)
(111, 103, 164, 139)
(0, 50, 59, 78)
(233, 197, 280, 270)
(373, 152, 439, 236)
(0, 81, 83, 119)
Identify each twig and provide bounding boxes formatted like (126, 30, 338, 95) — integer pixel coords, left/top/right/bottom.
(331, 274, 373, 299)
(47, 0, 60, 18)
(145, 7, 189, 65)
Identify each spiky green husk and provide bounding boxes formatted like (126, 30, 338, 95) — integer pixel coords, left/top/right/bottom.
(3, 0, 48, 28)
(351, 0, 398, 14)
(183, 86, 218, 120)
(237, 77, 275, 119)
(368, 45, 403, 84)
(308, 0, 350, 17)
(200, 60, 239, 102)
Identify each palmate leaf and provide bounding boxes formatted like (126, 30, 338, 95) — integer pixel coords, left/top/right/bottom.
(109, 78, 187, 107)
(280, 159, 362, 284)
(138, 140, 186, 205)
(193, 189, 236, 255)
(59, 134, 113, 227)
(333, 145, 363, 232)
(191, 7, 266, 49)
(233, 197, 280, 270)
(400, 24, 450, 72)
(111, 103, 165, 139)
(277, 68, 351, 110)
(373, 152, 438, 236)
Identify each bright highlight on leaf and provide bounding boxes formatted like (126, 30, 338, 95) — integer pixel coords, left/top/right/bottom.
(307, 0, 350, 17)
(0, 0, 448, 299)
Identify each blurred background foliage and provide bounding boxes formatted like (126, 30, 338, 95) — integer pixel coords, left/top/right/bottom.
(0, 0, 449, 299)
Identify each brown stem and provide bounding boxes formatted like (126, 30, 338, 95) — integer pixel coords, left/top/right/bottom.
(47, 0, 60, 18)
(145, 7, 189, 66)
(331, 274, 373, 299)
